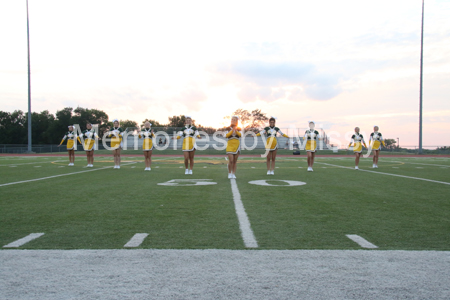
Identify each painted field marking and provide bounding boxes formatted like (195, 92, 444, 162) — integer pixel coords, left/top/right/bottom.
(158, 179, 217, 186)
(131, 166, 136, 168)
(248, 180, 306, 187)
(0, 163, 136, 188)
(416, 167, 424, 169)
(155, 166, 159, 168)
(346, 234, 378, 249)
(3, 233, 45, 248)
(275, 167, 279, 168)
(10, 166, 17, 168)
(203, 166, 207, 168)
(124, 233, 149, 248)
(391, 161, 450, 167)
(251, 167, 255, 169)
(392, 167, 399, 169)
(0, 160, 65, 167)
(317, 162, 450, 186)
(230, 179, 258, 248)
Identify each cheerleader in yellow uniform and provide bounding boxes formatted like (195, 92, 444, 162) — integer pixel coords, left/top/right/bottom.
(80, 122, 101, 167)
(256, 117, 289, 175)
(226, 116, 241, 179)
(348, 127, 367, 170)
(139, 121, 155, 171)
(58, 125, 81, 166)
(174, 116, 202, 175)
(304, 121, 321, 172)
(369, 125, 386, 168)
(107, 119, 124, 169)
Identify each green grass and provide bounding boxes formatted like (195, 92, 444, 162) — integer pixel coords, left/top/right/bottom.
(0, 155, 449, 250)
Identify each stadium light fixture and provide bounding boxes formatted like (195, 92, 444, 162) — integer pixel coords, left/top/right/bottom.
(26, 0, 33, 153)
(419, 0, 424, 154)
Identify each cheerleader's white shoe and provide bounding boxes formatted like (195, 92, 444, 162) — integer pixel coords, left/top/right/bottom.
(148, 167, 151, 171)
(185, 169, 189, 175)
(228, 173, 232, 179)
(271, 170, 274, 175)
(355, 166, 359, 170)
(375, 165, 378, 168)
(267, 170, 271, 175)
(232, 174, 236, 179)
(189, 170, 193, 175)
(117, 166, 120, 169)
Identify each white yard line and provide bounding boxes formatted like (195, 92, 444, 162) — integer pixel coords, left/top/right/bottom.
(230, 179, 258, 248)
(124, 233, 149, 248)
(317, 162, 450, 186)
(0, 160, 65, 167)
(3, 233, 45, 248)
(346, 234, 378, 249)
(0, 163, 136, 187)
(390, 161, 450, 167)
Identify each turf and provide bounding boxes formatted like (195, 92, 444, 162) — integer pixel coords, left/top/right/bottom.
(0, 155, 449, 250)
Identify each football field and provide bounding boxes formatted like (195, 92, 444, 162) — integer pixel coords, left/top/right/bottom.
(1, 154, 450, 299)
(0, 155, 449, 250)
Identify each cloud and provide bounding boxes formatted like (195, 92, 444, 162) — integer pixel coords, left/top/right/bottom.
(210, 60, 343, 102)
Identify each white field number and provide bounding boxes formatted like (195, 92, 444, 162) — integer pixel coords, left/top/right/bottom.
(158, 179, 217, 186)
(248, 180, 307, 187)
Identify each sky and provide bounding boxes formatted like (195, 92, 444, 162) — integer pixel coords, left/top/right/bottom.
(0, 0, 449, 147)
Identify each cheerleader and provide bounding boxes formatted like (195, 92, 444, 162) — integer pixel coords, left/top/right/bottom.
(80, 122, 101, 167)
(256, 117, 289, 175)
(174, 116, 202, 174)
(58, 125, 81, 166)
(108, 119, 124, 169)
(304, 121, 321, 172)
(226, 116, 241, 179)
(139, 121, 155, 171)
(348, 127, 367, 170)
(369, 125, 386, 168)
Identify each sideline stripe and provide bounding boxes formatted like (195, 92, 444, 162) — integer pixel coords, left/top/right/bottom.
(0, 160, 65, 167)
(391, 161, 450, 167)
(3, 233, 45, 248)
(346, 234, 378, 249)
(0, 163, 136, 187)
(124, 233, 149, 248)
(230, 179, 258, 248)
(318, 162, 450, 186)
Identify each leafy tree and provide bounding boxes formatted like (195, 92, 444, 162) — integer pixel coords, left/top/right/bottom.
(168, 115, 197, 127)
(0, 110, 27, 144)
(225, 109, 268, 130)
(140, 118, 164, 128)
(384, 139, 397, 150)
(72, 107, 109, 136)
(105, 119, 138, 132)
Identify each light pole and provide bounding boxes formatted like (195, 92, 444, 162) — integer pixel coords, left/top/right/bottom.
(419, 0, 424, 154)
(26, 0, 33, 153)
(397, 137, 399, 149)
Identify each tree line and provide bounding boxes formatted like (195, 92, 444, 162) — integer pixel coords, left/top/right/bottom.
(1, 107, 268, 144)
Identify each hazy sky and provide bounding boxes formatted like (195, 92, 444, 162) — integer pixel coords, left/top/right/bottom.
(1, 0, 449, 146)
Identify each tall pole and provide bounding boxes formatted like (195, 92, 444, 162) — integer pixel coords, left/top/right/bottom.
(419, 0, 424, 154)
(26, 0, 32, 153)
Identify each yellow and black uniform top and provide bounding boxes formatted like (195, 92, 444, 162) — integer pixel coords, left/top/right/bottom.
(108, 127, 124, 148)
(226, 126, 242, 154)
(139, 128, 156, 151)
(80, 129, 99, 151)
(304, 129, 320, 152)
(348, 133, 367, 153)
(256, 126, 289, 150)
(59, 131, 81, 150)
(177, 125, 200, 151)
(369, 132, 385, 150)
